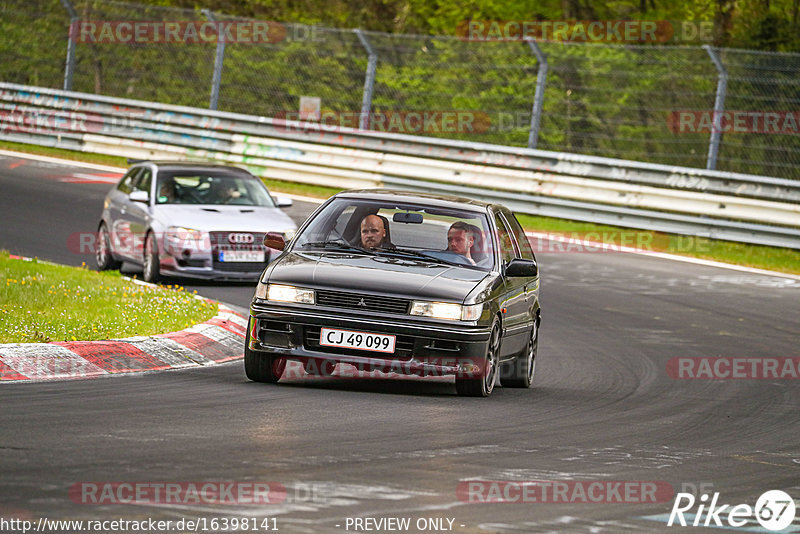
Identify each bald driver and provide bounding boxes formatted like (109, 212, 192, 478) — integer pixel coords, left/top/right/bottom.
(360, 214, 390, 249)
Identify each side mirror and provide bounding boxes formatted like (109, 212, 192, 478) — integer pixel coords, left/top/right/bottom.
(263, 232, 286, 251)
(504, 258, 538, 278)
(129, 190, 149, 204)
(274, 196, 293, 208)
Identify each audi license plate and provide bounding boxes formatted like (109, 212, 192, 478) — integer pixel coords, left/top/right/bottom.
(320, 328, 396, 353)
(219, 250, 264, 262)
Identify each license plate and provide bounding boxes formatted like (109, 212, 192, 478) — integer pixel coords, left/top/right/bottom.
(319, 328, 396, 354)
(219, 250, 264, 262)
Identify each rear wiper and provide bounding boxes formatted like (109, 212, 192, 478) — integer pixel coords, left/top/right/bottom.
(300, 240, 376, 255)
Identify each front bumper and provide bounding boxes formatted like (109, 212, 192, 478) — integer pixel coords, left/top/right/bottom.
(248, 302, 493, 377)
(159, 252, 266, 281)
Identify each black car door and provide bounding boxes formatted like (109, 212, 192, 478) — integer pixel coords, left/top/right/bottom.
(503, 210, 540, 325)
(493, 211, 529, 357)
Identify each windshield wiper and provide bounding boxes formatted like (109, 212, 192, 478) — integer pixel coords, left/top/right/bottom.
(300, 240, 376, 255)
(377, 247, 456, 266)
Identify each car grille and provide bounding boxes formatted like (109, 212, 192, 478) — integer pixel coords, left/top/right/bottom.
(209, 231, 267, 250)
(209, 231, 269, 272)
(303, 326, 414, 360)
(315, 290, 410, 315)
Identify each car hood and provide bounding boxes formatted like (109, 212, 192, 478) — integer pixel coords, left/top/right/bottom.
(268, 251, 488, 303)
(154, 205, 296, 232)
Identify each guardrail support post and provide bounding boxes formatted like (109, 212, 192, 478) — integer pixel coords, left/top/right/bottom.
(526, 40, 548, 149)
(704, 45, 727, 171)
(60, 0, 78, 91)
(203, 9, 225, 110)
(355, 29, 377, 131)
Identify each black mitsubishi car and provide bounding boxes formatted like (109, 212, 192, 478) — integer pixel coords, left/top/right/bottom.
(245, 190, 541, 397)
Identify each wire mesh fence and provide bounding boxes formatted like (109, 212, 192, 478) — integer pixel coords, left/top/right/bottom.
(2, 0, 800, 179)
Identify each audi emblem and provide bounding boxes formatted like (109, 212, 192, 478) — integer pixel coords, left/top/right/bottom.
(227, 233, 254, 244)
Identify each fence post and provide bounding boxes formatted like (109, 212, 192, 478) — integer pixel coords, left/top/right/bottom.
(354, 29, 377, 131)
(202, 9, 225, 110)
(704, 45, 727, 171)
(526, 40, 548, 149)
(60, 0, 78, 91)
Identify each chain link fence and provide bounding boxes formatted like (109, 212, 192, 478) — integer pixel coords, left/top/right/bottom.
(2, 0, 800, 179)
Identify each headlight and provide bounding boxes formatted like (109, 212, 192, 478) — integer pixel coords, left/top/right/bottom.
(166, 226, 204, 242)
(409, 301, 483, 321)
(263, 284, 315, 304)
(165, 226, 208, 253)
(282, 229, 297, 241)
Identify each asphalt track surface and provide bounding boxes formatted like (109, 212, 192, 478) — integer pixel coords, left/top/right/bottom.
(0, 154, 798, 533)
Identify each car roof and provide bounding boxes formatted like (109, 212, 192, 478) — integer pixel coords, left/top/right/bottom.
(133, 161, 256, 175)
(334, 189, 496, 212)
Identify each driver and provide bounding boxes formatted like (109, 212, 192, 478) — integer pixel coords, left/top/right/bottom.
(447, 221, 476, 265)
(209, 180, 242, 204)
(360, 214, 393, 249)
(157, 178, 177, 204)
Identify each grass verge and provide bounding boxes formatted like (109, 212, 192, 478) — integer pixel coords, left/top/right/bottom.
(3, 142, 799, 275)
(0, 139, 128, 167)
(0, 251, 218, 343)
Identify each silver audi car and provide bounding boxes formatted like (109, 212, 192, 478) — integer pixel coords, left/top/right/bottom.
(95, 161, 298, 282)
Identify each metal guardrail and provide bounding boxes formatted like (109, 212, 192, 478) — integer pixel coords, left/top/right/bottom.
(1, 82, 799, 249)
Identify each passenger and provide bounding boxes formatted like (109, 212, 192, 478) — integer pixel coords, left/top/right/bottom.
(447, 221, 476, 265)
(359, 214, 393, 249)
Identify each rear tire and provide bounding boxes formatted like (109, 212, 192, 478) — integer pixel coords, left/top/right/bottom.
(95, 222, 121, 271)
(456, 319, 500, 397)
(501, 318, 538, 388)
(143, 232, 160, 283)
(244, 319, 286, 383)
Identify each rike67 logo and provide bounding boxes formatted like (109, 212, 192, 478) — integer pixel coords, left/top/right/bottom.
(668, 490, 796, 531)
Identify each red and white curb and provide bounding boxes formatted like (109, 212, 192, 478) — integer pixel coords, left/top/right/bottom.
(0, 304, 248, 383)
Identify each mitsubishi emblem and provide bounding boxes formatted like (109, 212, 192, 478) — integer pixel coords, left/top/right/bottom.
(358, 298, 366, 307)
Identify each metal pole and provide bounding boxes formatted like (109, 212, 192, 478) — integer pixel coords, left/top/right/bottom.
(203, 9, 225, 110)
(354, 29, 377, 131)
(704, 45, 727, 171)
(61, 0, 78, 91)
(526, 40, 548, 149)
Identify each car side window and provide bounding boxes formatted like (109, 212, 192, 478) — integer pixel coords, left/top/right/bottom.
(117, 168, 141, 194)
(494, 213, 517, 265)
(505, 212, 535, 261)
(132, 169, 152, 195)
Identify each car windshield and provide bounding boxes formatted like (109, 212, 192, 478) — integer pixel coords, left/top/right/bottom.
(294, 198, 495, 270)
(155, 172, 275, 207)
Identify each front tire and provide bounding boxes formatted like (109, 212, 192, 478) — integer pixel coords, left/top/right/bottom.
(456, 319, 500, 397)
(95, 222, 121, 271)
(143, 232, 161, 283)
(501, 318, 538, 388)
(244, 319, 286, 383)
